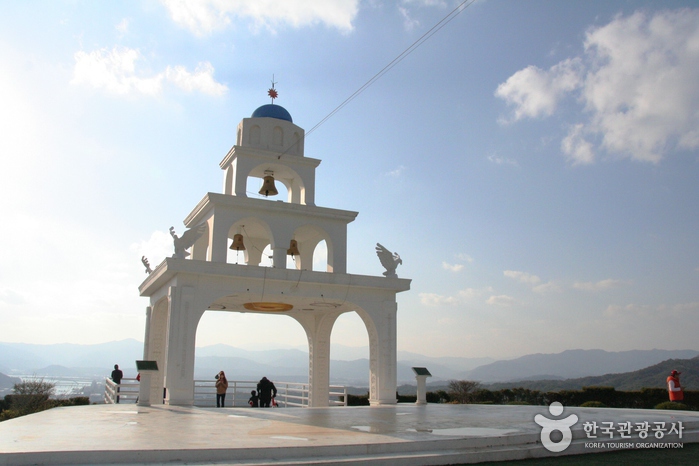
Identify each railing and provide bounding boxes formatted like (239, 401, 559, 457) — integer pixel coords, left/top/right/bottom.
(104, 377, 140, 404)
(105, 378, 347, 407)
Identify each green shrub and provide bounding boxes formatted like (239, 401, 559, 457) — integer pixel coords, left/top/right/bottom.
(654, 401, 688, 410)
(506, 401, 530, 405)
(580, 401, 607, 408)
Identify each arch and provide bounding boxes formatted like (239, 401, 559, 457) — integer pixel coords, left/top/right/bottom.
(249, 125, 261, 145)
(244, 162, 308, 205)
(287, 224, 332, 271)
(273, 126, 283, 146)
(226, 218, 273, 266)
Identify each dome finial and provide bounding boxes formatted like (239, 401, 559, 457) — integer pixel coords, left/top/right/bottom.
(268, 74, 278, 104)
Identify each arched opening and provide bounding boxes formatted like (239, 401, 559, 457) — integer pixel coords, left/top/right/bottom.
(330, 312, 370, 388)
(194, 310, 308, 406)
(245, 176, 289, 201)
(225, 219, 273, 266)
(313, 240, 328, 272)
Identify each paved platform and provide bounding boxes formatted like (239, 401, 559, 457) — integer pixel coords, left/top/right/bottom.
(1, 403, 697, 465)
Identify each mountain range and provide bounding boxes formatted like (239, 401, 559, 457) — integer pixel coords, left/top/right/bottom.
(1, 340, 696, 389)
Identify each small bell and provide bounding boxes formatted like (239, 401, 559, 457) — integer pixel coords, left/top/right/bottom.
(287, 239, 300, 256)
(258, 175, 279, 197)
(230, 234, 246, 251)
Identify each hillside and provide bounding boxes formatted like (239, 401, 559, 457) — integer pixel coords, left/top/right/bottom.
(485, 356, 699, 391)
(466, 349, 699, 382)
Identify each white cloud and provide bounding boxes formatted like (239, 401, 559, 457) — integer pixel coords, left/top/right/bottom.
(116, 18, 130, 35)
(72, 46, 163, 95)
(442, 262, 464, 272)
(486, 295, 516, 307)
(72, 46, 227, 96)
(487, 153, 519, 166)
(455, 253, 474, 263)
(165, 62, 228, 96)
(574, 279, 629, 292)
(495, 58, 582, 122)
(561, 123, 595, 165)
(532, 281, 562, 294)
(398, 6, 420, 31)
(419, 287, 488, 306)
(160, 0, 359, 36)
(496, 8, 699, 164)
(386, 165, 406, 177)
(420, 292, 459, 306)
(504, 270, 541, 285)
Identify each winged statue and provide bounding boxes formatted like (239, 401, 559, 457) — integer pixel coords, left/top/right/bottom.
(170, 224, 207, 259)
(375, 243, 402, 278)
(141, 256, 153, 274)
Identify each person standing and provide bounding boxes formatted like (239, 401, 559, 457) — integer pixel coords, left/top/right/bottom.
(248, 390, 259, 407)
(257, 376, 277, 408)
(215, 371, 228, 407)
(667, 370, 684, 402)
(111, 364, 123, 403)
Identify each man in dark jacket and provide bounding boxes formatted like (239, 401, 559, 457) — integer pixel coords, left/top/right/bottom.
(257, 377, 277, 407)
(111, 364, 123, 403)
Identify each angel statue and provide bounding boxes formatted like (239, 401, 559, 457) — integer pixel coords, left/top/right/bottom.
(375, 243, 402, 278)
(141, 256, 153, 274)
(170, 224, 207, 259)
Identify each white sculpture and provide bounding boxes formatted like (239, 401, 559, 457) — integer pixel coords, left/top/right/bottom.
(170, 224, 207, 259)
(375, 243, 402, 278)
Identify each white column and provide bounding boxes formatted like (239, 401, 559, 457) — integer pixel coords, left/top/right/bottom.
(358, 302, 398, 405)
(163, 285, 203, 406)
(292, 311, 341, 407)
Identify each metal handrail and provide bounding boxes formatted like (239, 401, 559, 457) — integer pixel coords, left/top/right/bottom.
(105, 378, 347, 407)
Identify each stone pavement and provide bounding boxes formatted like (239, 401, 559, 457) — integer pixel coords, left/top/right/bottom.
(1, 403, 697, 465)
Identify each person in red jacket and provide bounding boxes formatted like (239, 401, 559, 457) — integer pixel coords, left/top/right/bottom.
(667, 370, 684, 402)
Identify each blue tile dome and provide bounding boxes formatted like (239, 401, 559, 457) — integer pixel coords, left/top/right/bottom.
(251, 104, 293, 123)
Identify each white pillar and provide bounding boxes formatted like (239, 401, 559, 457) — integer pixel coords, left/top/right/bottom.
(163, 285, 203, 406)
(358, 302, 398, 405)
(292, 311, 341, 407)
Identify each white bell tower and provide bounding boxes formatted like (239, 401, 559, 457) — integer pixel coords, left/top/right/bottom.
(138, 93, 410, 407)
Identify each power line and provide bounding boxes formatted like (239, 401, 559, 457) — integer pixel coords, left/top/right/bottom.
(305, 0, 476, 138)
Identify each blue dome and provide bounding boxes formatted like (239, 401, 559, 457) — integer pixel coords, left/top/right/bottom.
(251, 104, 293, 122)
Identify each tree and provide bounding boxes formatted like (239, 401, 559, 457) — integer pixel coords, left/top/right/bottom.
(447, 380, 481, 404)
(0, 379, 56, 421)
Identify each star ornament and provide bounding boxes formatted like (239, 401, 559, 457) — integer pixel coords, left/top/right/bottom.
(268, 88, 278, 101)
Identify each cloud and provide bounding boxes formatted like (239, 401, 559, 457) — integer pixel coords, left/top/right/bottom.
(165, 62, 228, 96)
(495, 58, 582, 122)
(419, 287, 489, 306)
(504, 270, 541, 285)
(496, 8, 699, 163)
(160, 0, 359, 36)
(487, 153, 519, 166)
(455, 253, 474, 263)
(574, 279, 629, 291)
(561, 123, 595, 165)
(386, 165, 406, 177)
(486, 295, 516, 307)
(398, 6, 420, 31)
(72, 46, 227, 96)
(116, 18, 130, 35)
(442, 262, 464, 272)
(72, 46, 163, 95)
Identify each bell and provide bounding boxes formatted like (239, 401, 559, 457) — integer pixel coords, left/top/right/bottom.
(229, 234, 246, 251)
(287, 239, 300, 256)
(258, 175, 278, 197)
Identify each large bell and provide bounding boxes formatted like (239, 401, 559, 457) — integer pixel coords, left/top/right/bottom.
(258, 175, 279, 197)
(229, 233, 246, 251)
(287, 239, 300, 256)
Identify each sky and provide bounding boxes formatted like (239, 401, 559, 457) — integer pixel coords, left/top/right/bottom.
(0, 0, 698, 361)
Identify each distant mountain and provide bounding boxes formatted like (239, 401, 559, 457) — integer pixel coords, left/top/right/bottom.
(2, 342, 697, 390)
(466, 349, 699, 383)
(485, 356, 699, 392)
(0, 372, 21, 389)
